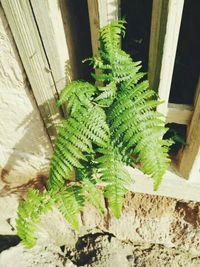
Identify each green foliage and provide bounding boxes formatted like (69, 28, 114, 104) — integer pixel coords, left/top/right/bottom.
(97, 145, 131, 218)
(47, 104, 109, 189)
(51, 186, 84, 231)
(16, 189, 53, 248)
(16, 20, 172, 247)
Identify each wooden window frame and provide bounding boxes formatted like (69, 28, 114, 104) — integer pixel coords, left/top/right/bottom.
(87, 0, 200, 194)
(149, 0, 200, 182)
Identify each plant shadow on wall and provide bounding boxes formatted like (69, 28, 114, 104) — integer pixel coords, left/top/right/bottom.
(0, 2, 57, 200)
(0, 53, 76, 198)
(0, 57, 74, 199)
(15, 21, 173, 249)
(0, 99, 57, 199)
(0, 0, 86, 200)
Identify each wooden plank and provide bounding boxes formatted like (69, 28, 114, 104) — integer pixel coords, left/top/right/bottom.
(148, 0, 169, 91)
(1, 0, 62, 141)
(157, 0, 184, 116)
(58, 1, 78, 81)
(30, 0, 72, 93)
(98, 0, 119, 27)
(194, 76, 200, 106)
(177, 82, 200, 178)
(87, 0, 119, 55)
(87, 0, 100, 55)
(189, 148, 200, 182)
(166, 103, 193, 125)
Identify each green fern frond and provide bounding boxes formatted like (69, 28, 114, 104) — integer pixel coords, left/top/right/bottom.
(95, 82, 117, 107)
(57, 81, 96, 114)
(91, 55, 112, 71)
(82, 178, 105, 213)
(97, 145, 132, 218)
(48, 104, 109, 189)
(99, 21, 171, 188)
(51, 186, 84, 231)
(100, 20, 126, 52)
(17, 20, 172, 248)
(109, 79, 171, 188)
(16, 189, 54, 248)
(99, 21, 142, 84)
(76, 161, 105, 213)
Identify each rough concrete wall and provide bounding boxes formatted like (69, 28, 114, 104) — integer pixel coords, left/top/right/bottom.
(0, 4, 52, 232)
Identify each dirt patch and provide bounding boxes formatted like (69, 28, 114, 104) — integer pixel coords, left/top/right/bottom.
(63, 232, 200, 267)
(1, 232, 200, 267)
(1, 192, 200, 265)
(175, 201, 200, 227)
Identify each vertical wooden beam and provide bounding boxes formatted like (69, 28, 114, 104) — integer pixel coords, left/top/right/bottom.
(87, 0, 100, 55)
(1, 0, 62, 141)
(157, 0, 184, 116)
(177, 80, 200, 179)
(149, 1, 199, 181)
(98, 0, 119, 27)
(189, 148, 200, 182)
(30, 0, 72, 93)
(87, 0, 119, 55)
(148, 0, 169, 91)
(194, 76, 200, 106)
(58, 0, 79, 81)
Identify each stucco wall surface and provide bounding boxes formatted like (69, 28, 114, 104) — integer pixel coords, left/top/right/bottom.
(0, 4, 52, 232)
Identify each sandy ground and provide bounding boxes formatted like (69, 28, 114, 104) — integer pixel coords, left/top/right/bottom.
(1, 232, 200, 267)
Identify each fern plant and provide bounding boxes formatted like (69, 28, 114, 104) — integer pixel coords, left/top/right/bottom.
(16, 20, 172, 247)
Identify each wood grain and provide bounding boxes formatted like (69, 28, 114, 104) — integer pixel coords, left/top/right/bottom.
(148, 0, 169, 91)
(1, 0, 62, 141)
(177, 80, 200, 178)
(30, 0, 72, 93)
(87, 0, 119, 55)
(166, 103, 193, 125)
(157, 0, 184, 116)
